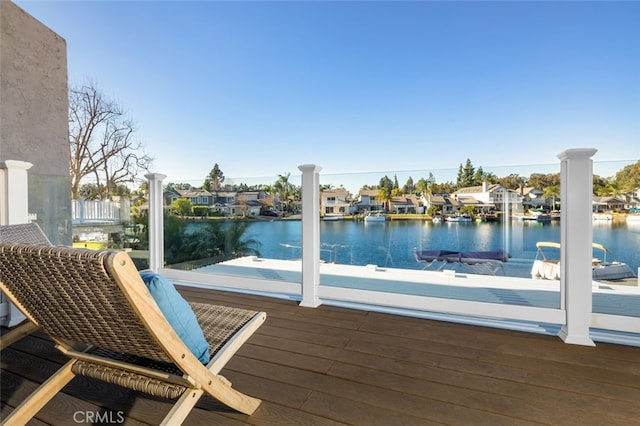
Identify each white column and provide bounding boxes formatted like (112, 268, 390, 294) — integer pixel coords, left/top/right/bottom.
(557, 148, 597, 346)
(0, 160, 33, 225)
(0, 160, 33, 327)
(145, 173, 166, 272)
(298, 164, 322, 307)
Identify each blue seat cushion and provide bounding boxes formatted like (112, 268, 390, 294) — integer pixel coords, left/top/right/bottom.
(139, 271, 210, 364)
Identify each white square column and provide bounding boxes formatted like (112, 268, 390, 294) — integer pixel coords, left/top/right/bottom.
(557, 148, 597, 346)
(298, 164, 322, 308)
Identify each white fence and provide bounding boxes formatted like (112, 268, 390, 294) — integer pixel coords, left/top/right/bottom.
(72, 198, 130, 224)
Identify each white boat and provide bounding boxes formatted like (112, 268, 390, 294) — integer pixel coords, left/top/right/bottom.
(432, 216, 443, 224)
(520, 209, 552, 222)
(322, 214, 344, 221)
(446, 214, 472, 223)
(364, 212, 387, 223)
(531, 241, 636, 281)
(593, 213, 613, 221)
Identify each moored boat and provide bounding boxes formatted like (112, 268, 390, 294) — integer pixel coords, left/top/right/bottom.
(446, 214, 472, 223)
(526, 209, 552, 222)
(536, 214, 552, 222)
(364, 212, 387, 223)
(531, 241, 636, 281)
(475, 213, 498, 223)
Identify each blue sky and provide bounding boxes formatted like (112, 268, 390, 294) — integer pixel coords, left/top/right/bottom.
(15, 1, 640, 190)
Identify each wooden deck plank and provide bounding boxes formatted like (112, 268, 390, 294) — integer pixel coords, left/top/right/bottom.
(235, 342, 536, 425)
(2, 286, 639, 425)
(326, 358, 638, 425)
(357, 315, 640, 388)
(241, 324, 638, 424)
(300, 391, 442, 426)
(244, 330, 640, 421)
(345, 337, 640, 404)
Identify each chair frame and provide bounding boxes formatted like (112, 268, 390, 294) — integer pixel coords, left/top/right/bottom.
(0, 223, 51, 350)
(0, 243, 266, 424)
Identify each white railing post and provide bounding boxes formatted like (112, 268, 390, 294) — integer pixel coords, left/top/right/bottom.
(557, 148, 597, 346)
(0, 160, 33, 226)
(0, 160, 33, 327)
(145, 173, 166, 272)
(298, 164, 322, 307)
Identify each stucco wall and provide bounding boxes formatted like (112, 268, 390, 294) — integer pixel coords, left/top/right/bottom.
(0, 1, 71, 244)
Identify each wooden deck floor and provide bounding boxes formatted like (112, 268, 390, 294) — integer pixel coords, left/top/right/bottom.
(2, 285, 640, 425)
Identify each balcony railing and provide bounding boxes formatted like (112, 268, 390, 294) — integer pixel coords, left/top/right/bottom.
(3, 149, 639, 346)
(144, 150, 639, 347)
(72, 198, 130, 225)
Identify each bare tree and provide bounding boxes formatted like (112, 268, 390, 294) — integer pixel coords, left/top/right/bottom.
(69, 83, 152, 199)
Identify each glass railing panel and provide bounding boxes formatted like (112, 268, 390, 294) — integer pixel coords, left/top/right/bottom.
(591, 159, 640, 318)
(142, 158, 639, 320)
(68, 188, 148, 269)
(159, 175, 303, 285)
(29, 173, 73, 245)
(318, 163, 566, 310)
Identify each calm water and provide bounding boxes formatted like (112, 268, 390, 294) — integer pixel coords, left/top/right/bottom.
(243, 219, 640, 278)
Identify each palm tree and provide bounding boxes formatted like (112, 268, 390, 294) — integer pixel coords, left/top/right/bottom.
(163, 216, 261, 267)
(415, 178, 430, 197)
(212, 220, 260, 260)
(273, 173, 292, 214)
(376, 186, 392, 213)
(602, 180, 626, 201)
(543, 185, 560, 211)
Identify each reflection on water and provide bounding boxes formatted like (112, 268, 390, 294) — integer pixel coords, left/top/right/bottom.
(240, 219, 639, 279)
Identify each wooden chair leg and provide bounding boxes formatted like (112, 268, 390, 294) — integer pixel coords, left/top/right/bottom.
(199, 312, 264, 415)
(160, 389, 205, 426)
(0, 321, 38, 351)
(0, 360, 76, 426)
(161, 312, 265, 422)
(201, 375, 262, 415)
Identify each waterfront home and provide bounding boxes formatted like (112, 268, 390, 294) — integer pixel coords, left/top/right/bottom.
(628, 187, 640, 210)
(421, 193, 460, 215)
(320, 188, 352, 216)
(216, 191, 269, 217)
(164, 186, 214, 208)
(227, 199, 264, 217)
(235, 190, 269, 203)
(421, 192, 495, 216)
(454, 182, 524, 213)
(354, 188, 385, 213)
(389, 194, 422, 214)
(520, 186, 549, 210)
(592, 196, 626, 213)
(451, 194, 496, 214)
(163, 187, 283, 217)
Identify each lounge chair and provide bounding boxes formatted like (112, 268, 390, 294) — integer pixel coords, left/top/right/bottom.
(0, 242, 266, 424)
(0, 223, 52, 350)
